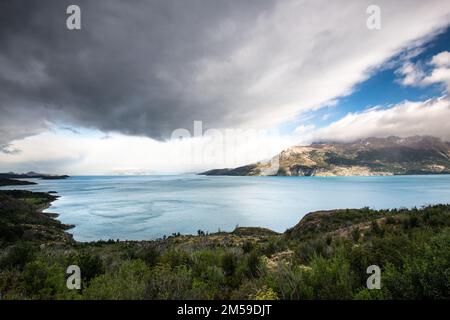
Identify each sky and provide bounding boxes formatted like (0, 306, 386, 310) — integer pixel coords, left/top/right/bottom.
(1, 0, 450, 174)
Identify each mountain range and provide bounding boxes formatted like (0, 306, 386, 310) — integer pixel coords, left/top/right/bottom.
(201, 136, 450, 176)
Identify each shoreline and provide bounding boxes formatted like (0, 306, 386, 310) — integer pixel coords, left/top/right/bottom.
(3, 176, 450, 242)
(3, 188, 450, 243)
(2, 174, 450, 243)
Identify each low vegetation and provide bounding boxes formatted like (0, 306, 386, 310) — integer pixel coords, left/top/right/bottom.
(1, 190, 449, 300)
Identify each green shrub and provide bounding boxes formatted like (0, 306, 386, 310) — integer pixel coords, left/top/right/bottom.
(305, 254, 354, 299)
(190, 250, 222, 278)
(84, 259, 150, 299)
(221, 252, 237, 277)
(242, 241, 254, 254)
(295, 242, 315, 264)
(0, 242, 37, 270)
(266, 263, 312, 299)
(77, 252, 105, 284)
(21, 258, 68, 299)
(160, 249, 190, 268)
(246, 251, 261, 278)
(145, 264, 192, 299)
(351, 228, 360, 242)
(0, 224, 23, 242)
(139, 246, 160, 267)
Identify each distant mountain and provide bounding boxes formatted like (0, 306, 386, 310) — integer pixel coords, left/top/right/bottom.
(0, 172, 69, 180)
(201, 136, 450, 176)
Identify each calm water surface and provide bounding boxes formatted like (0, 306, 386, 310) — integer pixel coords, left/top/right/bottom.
(2, 175, 450, 241)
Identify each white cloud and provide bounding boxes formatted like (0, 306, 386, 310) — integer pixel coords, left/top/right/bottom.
(218, 0, 450, 127)
(294, 124, 316, 134)
(397, 51, 450, 91)
(396, 62, 425, 86)
(0, 127, 296, 175)
(312, 97, 450, 142)
(431, 51, 450, 67)
(422, 53, 450, 92)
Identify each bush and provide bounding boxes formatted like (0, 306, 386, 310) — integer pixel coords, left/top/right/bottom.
(139, 246, 160, 267)
(266, 263, 312, 299)
(295, 242, 315, 264)
(0, 224, 23, 242)
(77, 252, 105, 284)
(246, 251, 261, 278)
(351, 228, 360, 242)
(221, 252, 237, 277)
(190, 250, 222, 278)
(0, 242, 37, 270)
(371, 221, 384, 236)
(20, 258, 69, 299)
(305, 254, 354, 299)
(381, 231, 450, 299)
(145, 264, 193, 299)
(160, 249, 190, 268)
(84, 259, 150, 299)
(295, 237, 330, 264)
(242, 241, 254, 254)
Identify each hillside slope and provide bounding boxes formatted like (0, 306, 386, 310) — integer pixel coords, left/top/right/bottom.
(201, 136, 450, 176)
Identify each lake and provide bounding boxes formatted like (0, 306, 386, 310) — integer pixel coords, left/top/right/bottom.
(2, 175, 450, 241)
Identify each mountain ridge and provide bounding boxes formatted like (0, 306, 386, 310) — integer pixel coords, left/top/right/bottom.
(200, 135, 450, 176)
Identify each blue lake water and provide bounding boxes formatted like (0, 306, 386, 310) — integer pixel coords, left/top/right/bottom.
(2, 175, 450, 242)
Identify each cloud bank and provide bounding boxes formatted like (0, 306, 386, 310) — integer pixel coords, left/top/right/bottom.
(311, 50, 450, 142)
(312, 96, 450, 142)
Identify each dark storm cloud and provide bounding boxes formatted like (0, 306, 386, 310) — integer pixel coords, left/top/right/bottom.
(0, 0, 276, 144)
